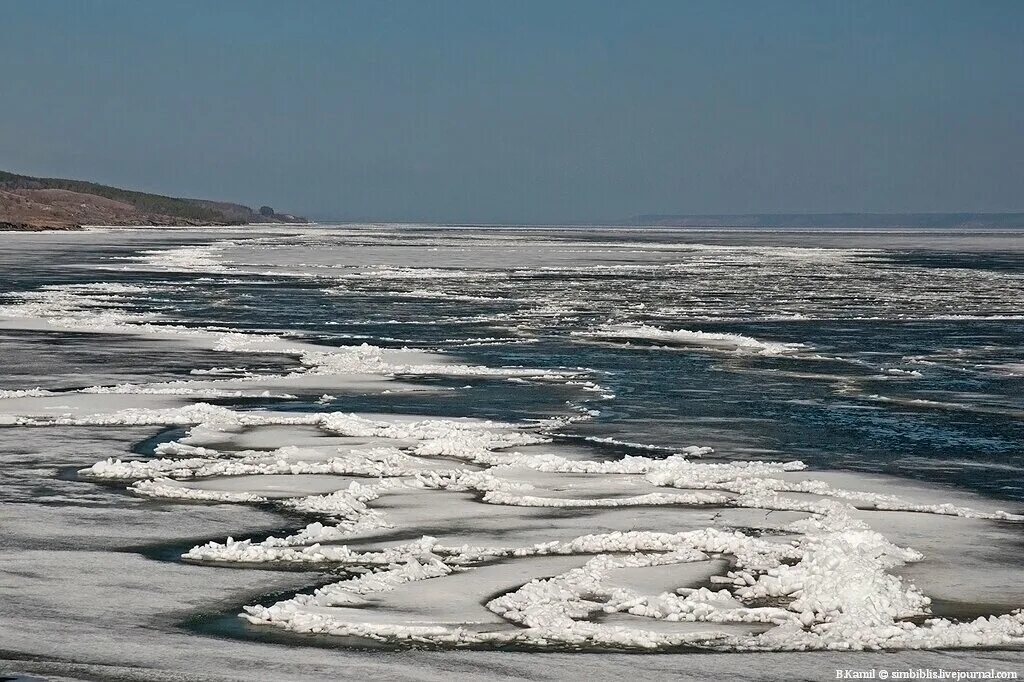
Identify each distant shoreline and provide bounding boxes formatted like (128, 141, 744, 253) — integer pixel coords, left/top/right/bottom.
(9, 220, 1024, 233)
(0, 169, 306, 231)
(0, 221, 85, 232)
(0, 221, 318, 232)
(635, 212, 1024, 230)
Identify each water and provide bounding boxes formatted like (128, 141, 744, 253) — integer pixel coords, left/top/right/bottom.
(1, 225, 1023, 677)
(6, 226, 1021, 498)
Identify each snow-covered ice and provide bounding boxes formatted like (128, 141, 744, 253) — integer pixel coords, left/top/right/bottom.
(2, 226, 1023, 680)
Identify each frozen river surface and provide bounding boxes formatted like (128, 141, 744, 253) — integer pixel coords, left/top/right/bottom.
(1, 225, 1023, 680)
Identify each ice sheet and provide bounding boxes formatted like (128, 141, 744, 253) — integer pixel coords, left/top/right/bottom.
(2, 226, 1024, 677)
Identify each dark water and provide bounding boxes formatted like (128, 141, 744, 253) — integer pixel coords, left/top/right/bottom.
(1, 227, 1023, 504)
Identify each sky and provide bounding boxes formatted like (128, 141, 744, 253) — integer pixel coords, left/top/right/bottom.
(1, 1, 1022, 224)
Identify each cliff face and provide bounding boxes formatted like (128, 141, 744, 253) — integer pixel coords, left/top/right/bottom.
(0, 171, 306, 230)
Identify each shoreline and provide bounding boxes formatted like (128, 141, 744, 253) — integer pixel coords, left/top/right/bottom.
(0, 221, 316, 232)
(0, 221, 86, 231)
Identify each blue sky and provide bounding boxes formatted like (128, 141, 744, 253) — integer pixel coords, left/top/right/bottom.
(1, 0, 1021, 223)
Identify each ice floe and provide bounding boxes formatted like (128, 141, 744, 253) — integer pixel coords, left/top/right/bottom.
(3, 228, 1024, 659)
(55, 396, 1021, 653)
(575, 324, 807, 356)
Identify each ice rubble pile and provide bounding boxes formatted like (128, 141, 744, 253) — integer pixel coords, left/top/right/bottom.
(65, 402, 1024, 652)
(2, 279, 1024, 653)
(574, 323, 807, 356)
